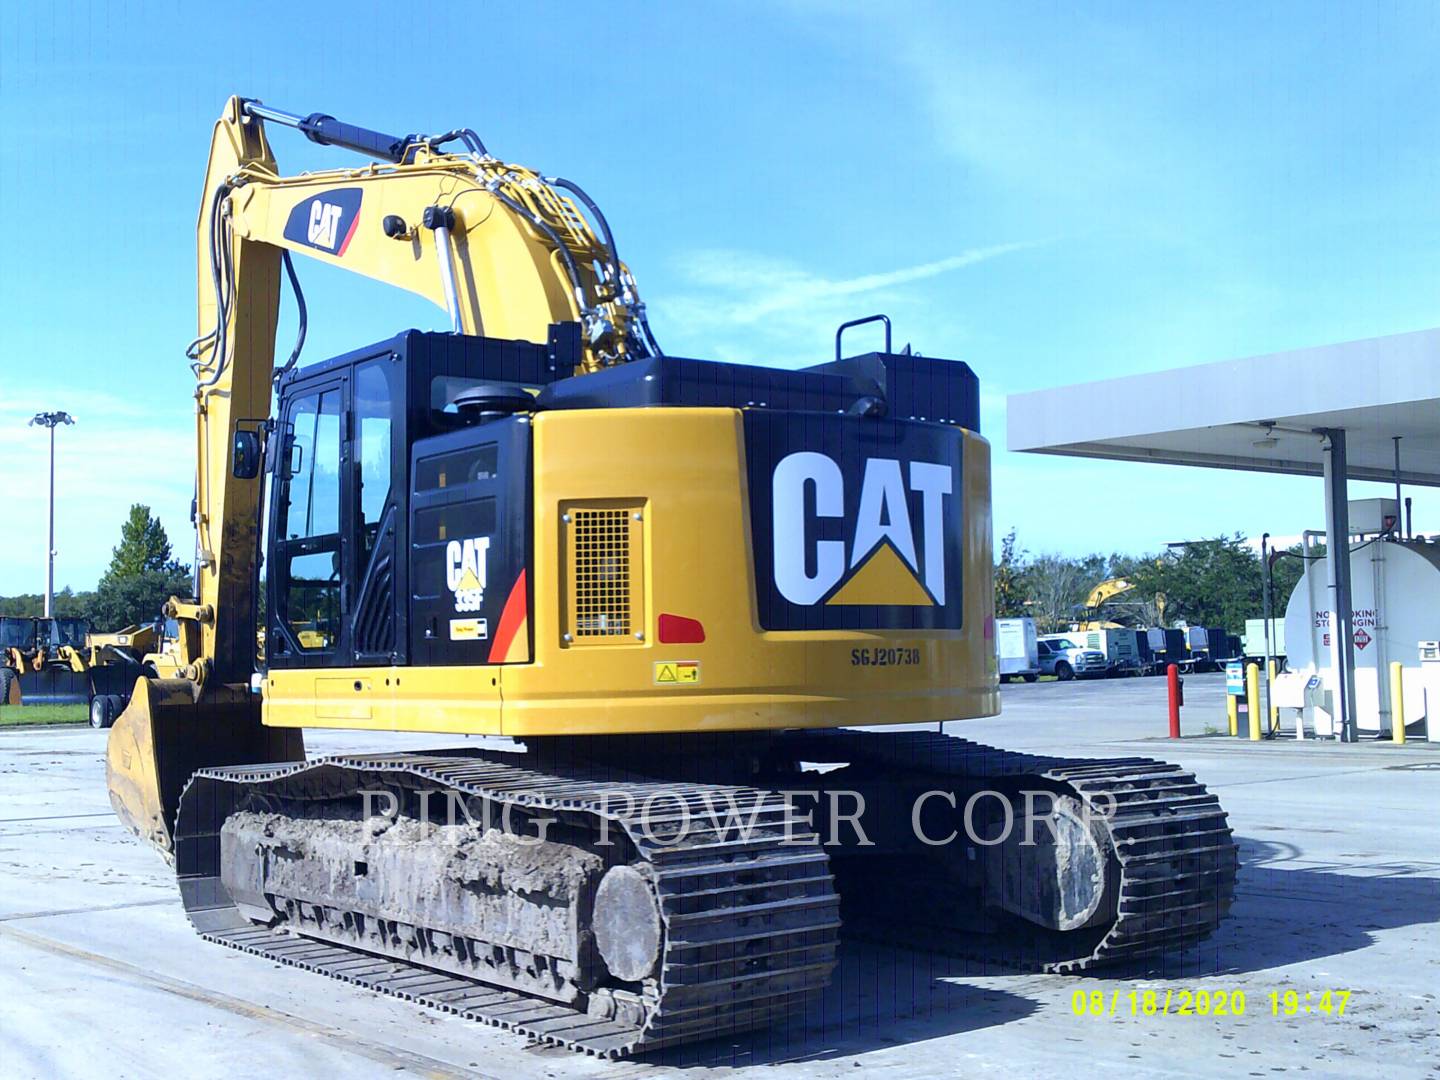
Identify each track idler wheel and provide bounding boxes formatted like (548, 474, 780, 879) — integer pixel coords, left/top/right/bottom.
(592, 865, 663, 982)
(977, 791, 1118, 932)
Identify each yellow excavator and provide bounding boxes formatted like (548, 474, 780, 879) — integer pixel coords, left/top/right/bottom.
(106, 97, 1237, 1056)
(1074, 577, 1168, 632)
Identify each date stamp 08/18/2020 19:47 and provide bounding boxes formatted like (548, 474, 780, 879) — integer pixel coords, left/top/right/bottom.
(1072, 988, 1353, 1020)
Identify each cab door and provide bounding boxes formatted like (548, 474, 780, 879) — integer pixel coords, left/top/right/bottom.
(268, 379, 347, 666)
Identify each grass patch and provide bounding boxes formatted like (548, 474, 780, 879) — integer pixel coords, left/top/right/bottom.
(0, 704, 89, 726)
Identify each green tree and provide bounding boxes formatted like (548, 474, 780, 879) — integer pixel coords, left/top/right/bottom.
(103, 505, 178, 579)
(90, 568, 192, 631)
(0, 588, 94, 618)
(1127, 535, 1262, 633)
(90, 506, 192, 630)
(980, 533, 1319, 636)
(1022, 553, 1089, 633)
(993, 528, 1029, 617)
(1268, 543, 1316, 608)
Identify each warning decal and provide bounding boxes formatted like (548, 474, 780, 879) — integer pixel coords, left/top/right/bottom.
(654, 660, 701, 685)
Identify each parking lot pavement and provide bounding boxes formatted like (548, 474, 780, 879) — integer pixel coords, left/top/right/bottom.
(2, 679, 1436, 1079)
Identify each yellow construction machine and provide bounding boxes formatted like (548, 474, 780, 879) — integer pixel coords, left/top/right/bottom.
(1074, 577, 1168, 631)
(1, 615, 93, 706)
(56, 621, 181, 727)
(106, 97, 1237, 1055)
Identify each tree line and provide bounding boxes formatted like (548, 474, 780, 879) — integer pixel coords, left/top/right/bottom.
(0, 505, 192, 630)
(3, 512, 1310, 638)
(995, 530, 1310, 635)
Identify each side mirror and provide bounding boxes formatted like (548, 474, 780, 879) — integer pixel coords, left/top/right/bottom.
(232, 429, 262, 479)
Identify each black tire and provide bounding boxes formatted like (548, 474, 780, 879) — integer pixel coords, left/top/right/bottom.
(1022, 673, 1039, 683)
(90, 695, 120, 729)
(107, 695, 125, 723)
(0, 668, 15, 706)
(1055, 661, 1074, 681)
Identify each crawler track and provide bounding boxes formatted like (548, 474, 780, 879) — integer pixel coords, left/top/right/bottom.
(171, 731, 1236, 1056)
(779, 729, 1239, 973)
(174, 752, 841, 1058)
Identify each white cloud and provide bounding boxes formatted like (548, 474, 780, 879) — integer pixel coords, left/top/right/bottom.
(651, 241, 1041, 366)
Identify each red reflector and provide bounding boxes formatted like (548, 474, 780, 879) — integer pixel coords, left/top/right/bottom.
(658, 613, 706, 644)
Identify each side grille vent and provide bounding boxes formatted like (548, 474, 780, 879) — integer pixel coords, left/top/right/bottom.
(563, 504, 644, 644)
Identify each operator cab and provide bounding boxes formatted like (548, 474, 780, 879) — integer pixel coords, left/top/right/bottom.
(262, 328, 574, 671)
(0, 617, 34, 650)
(42, 617, 89, 651)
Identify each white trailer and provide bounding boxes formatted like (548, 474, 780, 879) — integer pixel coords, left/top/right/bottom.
(996, 618, 1040, 682)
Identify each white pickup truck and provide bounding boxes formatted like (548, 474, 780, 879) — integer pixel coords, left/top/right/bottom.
(1037, 635, 1110, 680)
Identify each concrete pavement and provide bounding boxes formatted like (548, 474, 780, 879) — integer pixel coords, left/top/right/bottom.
(2, 675, 1436, 1078)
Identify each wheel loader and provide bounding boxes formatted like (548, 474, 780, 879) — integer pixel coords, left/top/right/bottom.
(60, 620, 180, 727)
(1, 615, 92, 706)
(105, 97, 1237, 1057)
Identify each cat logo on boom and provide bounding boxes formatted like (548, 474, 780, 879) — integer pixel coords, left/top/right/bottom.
(446, 536, 489, 613)
(282, 187, 363, 256)
(308, 202, 344, 248)
(772, 451, 952, 607)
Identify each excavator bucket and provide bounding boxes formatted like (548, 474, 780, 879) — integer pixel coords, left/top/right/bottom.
(17, 669, 91, 706)
(107, 677, 303, 857)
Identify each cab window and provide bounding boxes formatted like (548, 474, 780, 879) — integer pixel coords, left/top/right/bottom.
(277, 388, 342, 652)
(355, 360, 392, 558)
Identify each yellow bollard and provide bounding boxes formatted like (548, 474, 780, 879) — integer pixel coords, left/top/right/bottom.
(1267, 659, 1279, 734)
(1246, 663, 1262, 741)
(1390, 661, 1407, 745)
(1226, 694, 1239, 736)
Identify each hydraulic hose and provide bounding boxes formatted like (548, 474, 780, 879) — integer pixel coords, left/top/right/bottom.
(273, 249, 308, 384)
(195, 184, 234, 388)
(545, 175, 662, 358)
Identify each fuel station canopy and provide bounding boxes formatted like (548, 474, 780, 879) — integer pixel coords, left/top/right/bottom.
(1006, 326, 1440, 742)
(1006, 327, 1440, 487)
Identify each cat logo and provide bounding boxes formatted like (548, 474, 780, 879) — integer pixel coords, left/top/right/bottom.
(308, 201, 344, 248)
(772, 452, 952, 607)
(446, 536, 490, 613)
(282, 187, 362, 256)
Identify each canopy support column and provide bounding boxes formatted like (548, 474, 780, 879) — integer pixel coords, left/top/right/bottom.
(1319, 428, 1358, 742)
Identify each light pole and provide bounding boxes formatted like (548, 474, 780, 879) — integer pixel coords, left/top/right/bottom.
(28, 411, 75, 618)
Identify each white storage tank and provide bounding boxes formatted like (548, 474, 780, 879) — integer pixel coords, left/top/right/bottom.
(1282, 538, 1440, 735)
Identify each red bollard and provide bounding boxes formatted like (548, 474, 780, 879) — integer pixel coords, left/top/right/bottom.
(1167, 663, 1181, 738)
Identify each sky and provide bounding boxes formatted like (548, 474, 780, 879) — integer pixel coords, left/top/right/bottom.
(0, 0, 1437, 595)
